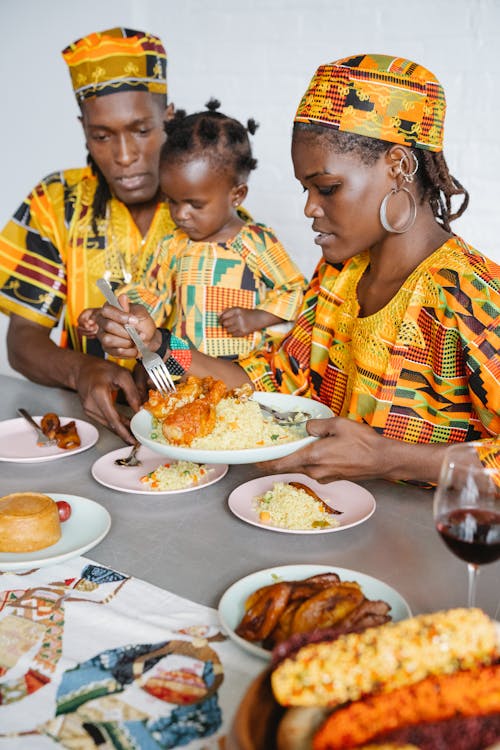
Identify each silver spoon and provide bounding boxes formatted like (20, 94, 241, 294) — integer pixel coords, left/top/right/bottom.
(258, 403, 312, 425)
(114, 442, 142, 467)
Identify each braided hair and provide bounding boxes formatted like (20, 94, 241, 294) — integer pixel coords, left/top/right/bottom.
(293, 123, 469, 233)
(87, 154, 111, 232)
(161, 98, 258, 183)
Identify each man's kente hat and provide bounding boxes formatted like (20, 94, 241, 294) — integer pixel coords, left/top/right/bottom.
(294, 53, 445, 152)
(62, 27, 167, 103)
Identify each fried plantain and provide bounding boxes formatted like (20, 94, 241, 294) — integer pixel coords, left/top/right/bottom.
(288, 573, 342, 601)
(264, 600, 303, 649)
(235, 582, 293, 641)
(55, 420, 81, 449)
(41, 412, 60, 439)
(290, 582, 364, 635)
(288, 482, 342, 515)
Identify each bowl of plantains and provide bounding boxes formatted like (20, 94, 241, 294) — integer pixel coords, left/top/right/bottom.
(227, 607, 500, 750)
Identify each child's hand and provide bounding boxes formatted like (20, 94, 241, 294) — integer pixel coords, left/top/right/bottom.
(94, 294, 160, 359)
(77, 307, 100, 339)
(219, 307, 284, 336)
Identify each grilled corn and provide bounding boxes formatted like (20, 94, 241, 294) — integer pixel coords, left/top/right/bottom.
(271, 608, 499, 708)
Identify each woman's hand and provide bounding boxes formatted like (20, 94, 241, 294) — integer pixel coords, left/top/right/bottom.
(94, 294, 160, 359)
(259, 416, 448, 484)
(258, 417, 388, 482)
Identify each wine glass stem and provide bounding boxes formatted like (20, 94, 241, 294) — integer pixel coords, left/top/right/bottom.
(467, 563, 480, 608)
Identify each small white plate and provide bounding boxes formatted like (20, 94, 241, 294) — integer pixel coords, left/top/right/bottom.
(228, 473, 375, 534)
(91, 445, 228, 495)
(0, 493, 111, 571)
(218, 564, 412, 660)
(131, 392, 334, 465)
(0, 416, 99, 463)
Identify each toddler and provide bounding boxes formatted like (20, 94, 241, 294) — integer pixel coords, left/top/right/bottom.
(80, 99, 306, 359)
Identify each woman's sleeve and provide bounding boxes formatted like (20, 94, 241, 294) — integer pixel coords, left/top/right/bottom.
(438, 257, 500, 437)
(466, 314, 500, 435)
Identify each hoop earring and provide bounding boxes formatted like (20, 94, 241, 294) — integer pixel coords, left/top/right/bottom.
(400, 152, 419, 182)
(379, 187, 417, 233)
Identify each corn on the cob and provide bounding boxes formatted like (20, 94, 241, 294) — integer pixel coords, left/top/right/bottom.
(271, 608, 499, 708)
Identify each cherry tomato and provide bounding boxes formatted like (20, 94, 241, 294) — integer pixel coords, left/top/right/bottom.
(56, 500, 72, 522)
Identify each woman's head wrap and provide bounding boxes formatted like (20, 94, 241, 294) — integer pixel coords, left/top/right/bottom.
(62, 27, 167, 104)
(294, 53, 445, 152)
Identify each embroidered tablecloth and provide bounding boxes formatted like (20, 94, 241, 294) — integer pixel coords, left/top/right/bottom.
(0, 557, 263, 749)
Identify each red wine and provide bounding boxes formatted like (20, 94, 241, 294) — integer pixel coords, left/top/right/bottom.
(436, 509, 500, 565)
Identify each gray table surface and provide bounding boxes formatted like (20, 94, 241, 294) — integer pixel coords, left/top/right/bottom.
(0, 373, 498, 618)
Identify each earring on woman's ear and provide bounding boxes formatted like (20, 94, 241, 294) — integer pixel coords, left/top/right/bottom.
(379, 151, 419, 233)
(400, 152, 419, 182)
(380, 187, 417, 233)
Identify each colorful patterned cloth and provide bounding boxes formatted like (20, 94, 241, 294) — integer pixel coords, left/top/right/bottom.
(62, 28, 167, 103)
(0, 557, 262, 749)
(295, 54, 445, 152)
(125, 224, 306, 359)
(0, 167, 175, 361)
(240, 236, 500, 443)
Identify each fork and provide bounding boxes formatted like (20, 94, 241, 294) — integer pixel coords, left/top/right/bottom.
(257, 403, 312, 425)
(17, 408, 57, 447)
(114, 442, 142, 467)
(96, 278, 176, 395)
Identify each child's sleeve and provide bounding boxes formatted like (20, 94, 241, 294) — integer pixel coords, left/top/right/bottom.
(238, 262, 323, 395)
(118, 234, 176, 327)
(244, 225, 307, 322)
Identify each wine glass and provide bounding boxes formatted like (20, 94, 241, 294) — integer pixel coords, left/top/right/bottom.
(433, 440, 500, 608)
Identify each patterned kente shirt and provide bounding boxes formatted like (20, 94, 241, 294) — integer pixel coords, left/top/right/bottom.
(0, 167, 175, 359)
(125, 223, 307, 359)
(240, 237, 500, 444)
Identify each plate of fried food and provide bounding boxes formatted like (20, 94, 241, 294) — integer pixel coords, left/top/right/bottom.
(228, 607, 500, 750)
(130, 377, 333, 464)
(218, 564, 411, 661)
(228, 474, 376, 533)
(0, 413, 99, 462)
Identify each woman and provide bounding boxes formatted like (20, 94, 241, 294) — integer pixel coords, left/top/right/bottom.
(96, 54, 500, 485)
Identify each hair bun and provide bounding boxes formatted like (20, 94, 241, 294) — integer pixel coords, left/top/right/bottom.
(205, 98, 221, 112)
(247, 118, 259, 136)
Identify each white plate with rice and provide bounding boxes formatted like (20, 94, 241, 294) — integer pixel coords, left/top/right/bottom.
(218, 564, 411, 660)
(228, 473, 376, 534)
(91, 445, 228, 495)
(130, 392, 333, 465)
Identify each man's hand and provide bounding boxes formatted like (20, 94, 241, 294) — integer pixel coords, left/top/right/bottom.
(75, 356, 142, 443)
(7, 314, 141, 444)
(94, 294, 161, 358)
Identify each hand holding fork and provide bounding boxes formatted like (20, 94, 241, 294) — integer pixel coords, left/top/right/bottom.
(96, 279, 176, 395)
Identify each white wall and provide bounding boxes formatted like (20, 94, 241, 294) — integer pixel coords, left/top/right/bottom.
(1, 0, 499, 376)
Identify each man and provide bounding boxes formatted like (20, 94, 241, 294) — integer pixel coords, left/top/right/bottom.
(0, 28, 175, 442)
